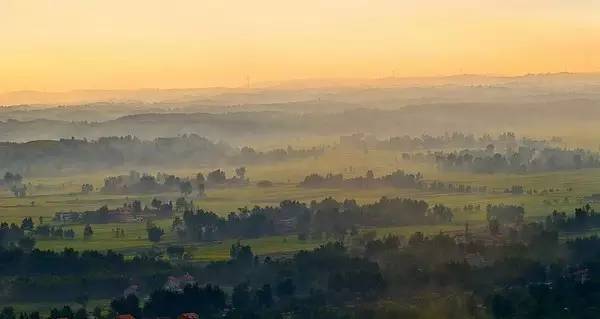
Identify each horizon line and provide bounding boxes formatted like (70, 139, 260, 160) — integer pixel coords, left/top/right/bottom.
(3, 71, 600, 96)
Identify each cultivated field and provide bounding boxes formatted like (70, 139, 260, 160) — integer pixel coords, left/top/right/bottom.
(1, 149, 597, 263)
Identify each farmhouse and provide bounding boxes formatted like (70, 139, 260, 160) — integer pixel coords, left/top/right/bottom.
(164, 273, 195, 292)
(53, 211, 81, 223)
(178, 313, 199, 319)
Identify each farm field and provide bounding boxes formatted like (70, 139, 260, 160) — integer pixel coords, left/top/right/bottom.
(6, 222, 470, 314)
(1, 149, 598, 261)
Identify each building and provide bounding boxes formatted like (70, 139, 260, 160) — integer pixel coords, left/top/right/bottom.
(273, 217, 297, 234)
(54, 211, 81, 223)
(164, 273, 195, 292)
(584, 194, 600, 203)
(178, 313, 199, 319)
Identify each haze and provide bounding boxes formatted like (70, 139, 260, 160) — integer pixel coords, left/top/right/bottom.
(2, 0, 600, 92)
(7, 1, 600, 317)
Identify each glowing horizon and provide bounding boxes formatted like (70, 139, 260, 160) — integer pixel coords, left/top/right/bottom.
(1, 0, 600, 92)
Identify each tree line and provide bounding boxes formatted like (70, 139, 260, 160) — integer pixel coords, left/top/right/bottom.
(299, 169, 423, 189)
(0, 172, 27, 197)
(0, 246, 171, 303)
(375, 131, 537, 152)
(177, 197, 453, 242)
(101, 168, 249, 195)
(0, 135, 323, 176)
(299, 169, 491, 195)
(434, 147, 600, 174)
(8, 211, 600, 318)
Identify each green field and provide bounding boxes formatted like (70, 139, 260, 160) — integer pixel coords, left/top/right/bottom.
(1, 149, 599, 261)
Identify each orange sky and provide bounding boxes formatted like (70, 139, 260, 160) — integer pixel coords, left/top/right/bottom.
(1, 0, 600, 92)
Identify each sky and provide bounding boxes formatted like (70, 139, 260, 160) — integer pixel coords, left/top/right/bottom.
(1, 0, 600, 92)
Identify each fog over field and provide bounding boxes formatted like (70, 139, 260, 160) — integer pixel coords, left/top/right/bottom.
(3, 73, 600, 146)
(5, 0, 600, 317)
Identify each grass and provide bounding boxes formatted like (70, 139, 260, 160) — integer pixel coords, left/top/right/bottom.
(8, 299, 111, 315)
(2, 149, 600, 261)
(5, 149, 600, 311)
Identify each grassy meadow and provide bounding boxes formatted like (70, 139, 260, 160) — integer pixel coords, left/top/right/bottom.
(1, 148, 599, 261)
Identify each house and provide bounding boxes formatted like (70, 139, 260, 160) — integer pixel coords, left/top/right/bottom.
(178, 313, 199, 319)
(54, 211, 81, 223)
(584, 194, 600, 203)
(108, 208, 134, 222)
(273, 217, 297, 234)
(164, 273, 195, 292)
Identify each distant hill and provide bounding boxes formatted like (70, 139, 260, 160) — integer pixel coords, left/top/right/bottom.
(3, 73, 600, 143)
(2, 98, 600, 143)
(3, 72, 600, 107)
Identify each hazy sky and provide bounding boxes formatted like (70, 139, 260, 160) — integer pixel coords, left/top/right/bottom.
(1, 0, 600, 91)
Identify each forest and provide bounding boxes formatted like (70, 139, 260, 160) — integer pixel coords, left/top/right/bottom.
(0, 135, 323, 175)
